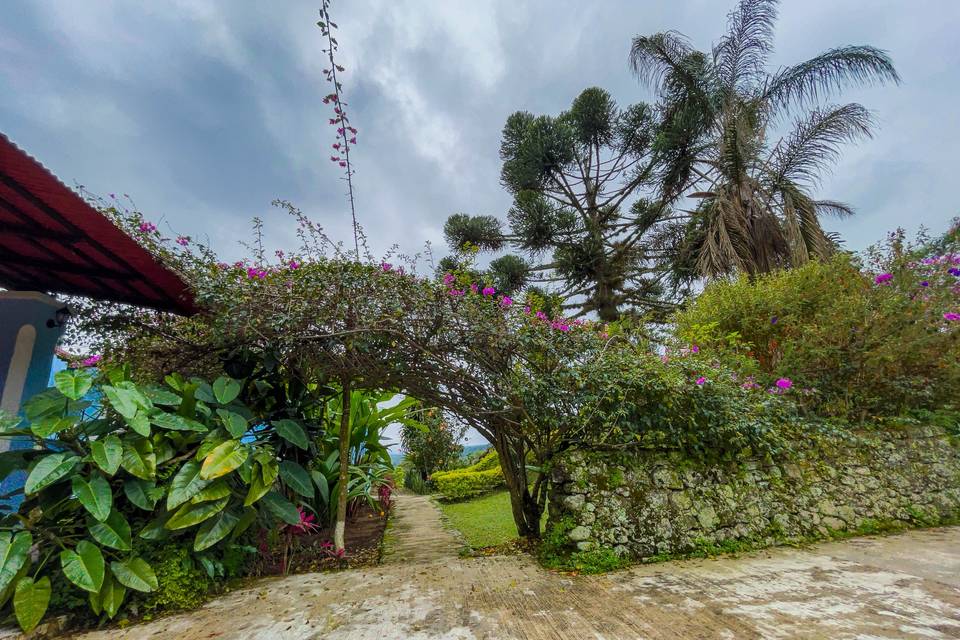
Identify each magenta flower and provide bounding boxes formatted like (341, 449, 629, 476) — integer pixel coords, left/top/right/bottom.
(470, 283, 479, 294)
(349, 137, 357, 144)
(482, 286, 496, 297)
(949, 268, 960, 277)
(442, 273, 456, 286)
(81, 355, 102, 367)
(691, 344, 700, 353)
(348, 127, 358, 134)
(138, 221, 156, 233)
(875, 273, 893, 284)
(775, 378, 793, 389)
(500, 296, 513, 308)
(448, 288, 464, 297)
(523, 306, 531, 315)
(535, 311, 548, 321)
(332, 143, 341, 150)
(945, 312, 960, 321)
(695, 376, 706, 385)
(217, 262, 230, 269)
(920, 281, 930, 287)
(288, 260, 300, 270)
(381, 262, 392, 272)
(176, 236, 189, 246)
(339, 161, 347, 167)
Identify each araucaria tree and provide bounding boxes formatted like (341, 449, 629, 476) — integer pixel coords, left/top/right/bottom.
(630, 0, 899, 280)
(444, 88, 677, 322)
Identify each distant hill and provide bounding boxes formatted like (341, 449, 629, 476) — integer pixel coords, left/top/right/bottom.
(388, 443, 490, 466)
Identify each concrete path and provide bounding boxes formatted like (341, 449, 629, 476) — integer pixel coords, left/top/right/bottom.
(62, 495, 960, 639)
(380, 492, 462, 564)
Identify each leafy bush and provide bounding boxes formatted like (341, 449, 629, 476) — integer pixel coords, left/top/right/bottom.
(0, 368, 317, 633)
(674, 236, 960, 419)
(399, 406, 465, 488)
(431, 451, 504, 500)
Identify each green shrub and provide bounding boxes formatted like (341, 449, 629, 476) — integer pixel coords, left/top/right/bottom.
(674, 242, 960, 419)
(431, 451, 504, 500)
(136, 545, 211, 615)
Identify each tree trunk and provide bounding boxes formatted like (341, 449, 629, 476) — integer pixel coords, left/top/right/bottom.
(494, 434, 543, 539)
(333, 379, 351, 552)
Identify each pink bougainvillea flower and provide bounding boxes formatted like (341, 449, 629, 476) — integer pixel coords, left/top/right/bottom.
(332, 143, 341, 150)
(348, 126, 358, 134)
(500, 296, 513, 308)
(176, 236, 189, 246)
(217, 262, 230, 269)
(448, 288, 464, 297)
(330, 156, 340, 162)
(288, 260, 300, 270)
(535, 311, 548, 321)
(775, 378, 793, 389)
(349, 137, 357, 144)
(482, 286, 495, 296)
(82, 355, 102, 367)
(470, 283, 479, 294)
(381, 262, 392, 272)
(138, 221, 156, 233)
(874, 273, 893, 284)
(945, 312, 960, 321)
(339, 161, 347, 167)
(695, 376, 706, 385)
(442, 273, 456, 286)
(691, 344, 700, 353)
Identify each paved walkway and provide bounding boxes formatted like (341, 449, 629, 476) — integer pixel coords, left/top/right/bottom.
(61, 494, 960, 639)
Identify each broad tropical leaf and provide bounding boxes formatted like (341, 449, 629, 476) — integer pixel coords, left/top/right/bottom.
(90, 435, 122, 475)
(273, 419, 308, 450)
(149, 412, 207, 433)
(88, 510, 133, 551)
(138, 514, 171, 541)
(193, 510, 239, 551)
(279, 461, 314, 498)
(54, 369, 93, 401)
(165, 497, 229, 530)
(24, 453, 79, 494)
(88, 571, 126, 619)
(60, 541, 105, 593)
(0, 531, 32, 594)
(261, 491, 300, 525)
(110, 558, 157, 593)
(190, 479, 231, 504)
(73, 474, 113, 521)
(212, 376, 242, 405)
(121, 439, 156, 480)
(13, 576, 50, 633)
(166, 460, 210, 510)
(200, 441, 248, 480)
(216, 409, 248, 439)
(124, 478, 163, 511)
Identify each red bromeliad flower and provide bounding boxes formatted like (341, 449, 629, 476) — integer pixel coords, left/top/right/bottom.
(288, 508, 320, 536)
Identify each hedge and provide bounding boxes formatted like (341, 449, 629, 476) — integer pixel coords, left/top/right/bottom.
(431, 451, 504, 500)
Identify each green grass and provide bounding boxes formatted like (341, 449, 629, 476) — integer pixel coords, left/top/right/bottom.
(438, 490, 519, 548)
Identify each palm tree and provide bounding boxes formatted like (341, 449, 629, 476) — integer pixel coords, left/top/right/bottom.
(629, 0, 899, 279)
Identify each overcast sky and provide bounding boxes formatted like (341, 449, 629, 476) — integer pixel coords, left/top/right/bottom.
(3, 0, 959, 267)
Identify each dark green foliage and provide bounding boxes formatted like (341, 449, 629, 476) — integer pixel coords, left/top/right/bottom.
(443, 214, 505, 251)
(136, 545, 211, 615)
(488, 255, 530, 295)
(431, 451, 504, 501)
(399, 407, 465, 488)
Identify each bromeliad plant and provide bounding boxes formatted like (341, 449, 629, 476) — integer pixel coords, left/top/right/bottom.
(0, 368, 312, 633)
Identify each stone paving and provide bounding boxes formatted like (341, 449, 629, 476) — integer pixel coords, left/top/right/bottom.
(54, 494, 960, 639)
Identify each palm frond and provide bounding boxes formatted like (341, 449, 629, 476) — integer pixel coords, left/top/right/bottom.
(769, 103, 874, 189)
(813, 199, 855, 218)
(713, 0, 779, 93)
(629, 31, 698, 95)
(763, 46, 900, 112)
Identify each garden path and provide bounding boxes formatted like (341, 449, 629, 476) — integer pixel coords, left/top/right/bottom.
(380, 491, 463, 564)
(59, 499, 960, 640)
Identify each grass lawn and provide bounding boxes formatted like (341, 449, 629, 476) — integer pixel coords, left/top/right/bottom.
(437, 490, 546, 549)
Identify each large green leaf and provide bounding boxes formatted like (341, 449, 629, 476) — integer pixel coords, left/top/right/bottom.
(54, 369, 94, 401)
(261, 491, 301, 525)
(149, 412, 207, 433)
(90, 435, 122, 475)
(0, 412, 22, 433)
(24, 453, 80, 494)
(124, 409, 151, 437)
(124, 479, 163, 511)
(30, 415, 77, 438)
(243, 474, 271, 507)
(88, 571, 126, 619)
(216, 409, 248, 439)
(72, 474, 112, 521)
(0, 531, 33, 594)
(311, 470, 330, 505)
(279, 461, 314, 498)
(101, 385, 139, 420)
(165, 497, 229, 530)
(138, 514, 171, 541)
(13, 576, 50, 633)
(121, 439, 156, 480)
(166, 460, 210, 510)
(190, 479, 231, 504)
(143, 385, 181, 406)
(200, 441, 248, 480)
(273, 419, 309, 450)
(231, 507, 259, 542)
(87, 510, 132, 551)
(60, 541, 105, 593)
(110, 558, 157, 593)
(193, 510, 239, 551)
(212, 376, 242, 405)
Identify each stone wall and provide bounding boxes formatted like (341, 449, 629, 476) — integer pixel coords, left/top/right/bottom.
(548, 425, 960, 558)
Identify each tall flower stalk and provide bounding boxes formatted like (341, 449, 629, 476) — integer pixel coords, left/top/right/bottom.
(318, 0, 360, 258)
